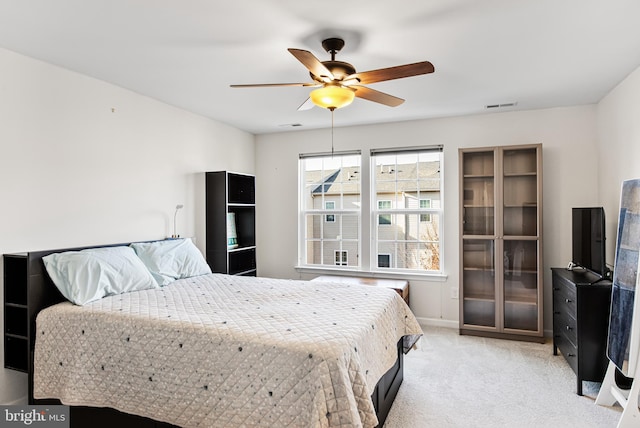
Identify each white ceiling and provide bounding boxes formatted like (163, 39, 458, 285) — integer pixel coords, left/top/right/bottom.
(1, 0, 639, 135)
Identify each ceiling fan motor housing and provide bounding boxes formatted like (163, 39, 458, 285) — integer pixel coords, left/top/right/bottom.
(311, 61, 356, 82)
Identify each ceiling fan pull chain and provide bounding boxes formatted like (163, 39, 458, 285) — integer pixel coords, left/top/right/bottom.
(331, 108, 335, 157)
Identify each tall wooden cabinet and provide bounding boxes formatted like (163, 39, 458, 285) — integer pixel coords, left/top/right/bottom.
(459, 144, 543, 342)
(206, 171, 257, 276)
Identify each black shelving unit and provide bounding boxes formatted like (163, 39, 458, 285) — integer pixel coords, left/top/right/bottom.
(4, 253, 29, 373)
(205, 171, 257, 276)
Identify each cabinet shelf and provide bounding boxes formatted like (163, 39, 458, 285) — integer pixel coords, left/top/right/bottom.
(463, 174, 494, 179)
(464, 295, 495, 302)
(463, 266, 494, 271)
(228, 245, 256, 253)
(504, 172, 537, 177)
(5, 302, 27, 309)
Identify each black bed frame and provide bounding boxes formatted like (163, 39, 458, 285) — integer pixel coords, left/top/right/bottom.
(23, 243, 404, 427)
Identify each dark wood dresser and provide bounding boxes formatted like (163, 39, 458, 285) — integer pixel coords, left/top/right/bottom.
(551, 268, 612, 395)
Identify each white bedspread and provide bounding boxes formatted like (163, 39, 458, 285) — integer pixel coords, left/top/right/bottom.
(34, 274, 422, 428)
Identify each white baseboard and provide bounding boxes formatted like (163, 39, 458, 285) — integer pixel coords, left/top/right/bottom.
(416, 318, 554, 340)
(415, 317, 458, 329)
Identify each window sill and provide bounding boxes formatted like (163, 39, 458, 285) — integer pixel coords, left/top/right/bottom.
(294, 265, 448, 282)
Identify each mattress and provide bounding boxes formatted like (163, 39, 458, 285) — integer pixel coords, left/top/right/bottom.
(34, 273, 422, 428)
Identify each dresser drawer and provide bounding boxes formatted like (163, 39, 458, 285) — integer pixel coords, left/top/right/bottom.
(555, 311, 577, 347)
(553, 279, 577, 316)
(555, 332, 579, 375)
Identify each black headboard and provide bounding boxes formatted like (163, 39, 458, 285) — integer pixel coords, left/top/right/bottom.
(22, 241, 138, 403)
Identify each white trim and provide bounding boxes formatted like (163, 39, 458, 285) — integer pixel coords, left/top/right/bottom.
(294, 265, 448, 282)
(415, 317, 458, 329)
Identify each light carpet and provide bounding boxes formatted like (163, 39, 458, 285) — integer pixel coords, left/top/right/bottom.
(383, 326, 623, 427)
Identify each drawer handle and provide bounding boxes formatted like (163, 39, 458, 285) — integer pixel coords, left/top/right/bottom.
(565, 298, 572, 303)
(566, 326, 573, 331)
(568, 353, 576, 357)
(553, 311, 560, 315)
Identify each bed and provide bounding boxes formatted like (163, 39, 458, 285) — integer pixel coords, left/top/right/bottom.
(26, 239, 422, 427)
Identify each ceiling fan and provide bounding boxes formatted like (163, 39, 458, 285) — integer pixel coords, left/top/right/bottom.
(230, 37, 435, 111)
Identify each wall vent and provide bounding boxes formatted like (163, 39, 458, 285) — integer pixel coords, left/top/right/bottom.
(485, 102, 518, 109)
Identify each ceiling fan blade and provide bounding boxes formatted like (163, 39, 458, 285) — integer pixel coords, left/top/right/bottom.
(297, 97, 314, 111)
(288, 48, 334, 81)
(352, 85, 405, 107)
(230, 82, 319, 88)
(347, 61, 434, 85)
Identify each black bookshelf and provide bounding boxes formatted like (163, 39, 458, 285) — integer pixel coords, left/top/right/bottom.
(205, 171, 256, 276)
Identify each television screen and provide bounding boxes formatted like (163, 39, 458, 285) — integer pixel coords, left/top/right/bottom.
(572, 207, 606, 277)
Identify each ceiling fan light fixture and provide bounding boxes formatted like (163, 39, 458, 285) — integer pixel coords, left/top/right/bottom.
(310, 85, 355, 110)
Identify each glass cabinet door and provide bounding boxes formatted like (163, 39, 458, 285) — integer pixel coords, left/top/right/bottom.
(501, 147, 540, 332)
(502, 148, 538, 237)
(461, 150, 496, 328)
(462, 151, 495, 236)
(502, 239, 538, 331)
(462, 239, 496, 327)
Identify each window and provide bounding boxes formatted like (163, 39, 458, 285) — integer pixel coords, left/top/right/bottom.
(335, 250, 348, 266)
(299, 146, 442, 274)
(325, 201, 335, 222)
(378, 200, 391, 224)
(420, 199, 432, 222)
(378, 253, 391, 268)
(372, 148, 442, 272)
(299, 152, 361, 268)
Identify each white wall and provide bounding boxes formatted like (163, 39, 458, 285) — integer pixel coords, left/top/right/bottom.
(0, 47, 255, 403)
(596, 65, 640, 263)
(256, 106, 599, 333)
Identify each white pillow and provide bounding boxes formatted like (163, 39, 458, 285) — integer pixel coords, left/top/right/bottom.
(130, 238, 212, 286)
(43, 246, 158, 305)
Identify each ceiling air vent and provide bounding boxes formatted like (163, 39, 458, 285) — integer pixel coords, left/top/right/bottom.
(277, 123, 303, 128)
(485, 102, 518, 109)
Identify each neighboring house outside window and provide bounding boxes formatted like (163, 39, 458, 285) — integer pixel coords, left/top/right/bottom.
(299, 146, 442, 274)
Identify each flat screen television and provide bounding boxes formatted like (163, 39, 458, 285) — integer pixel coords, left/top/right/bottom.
(572, 207, 607, 278)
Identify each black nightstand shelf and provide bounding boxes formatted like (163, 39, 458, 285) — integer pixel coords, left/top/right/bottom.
(4, 253, 29, 372)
